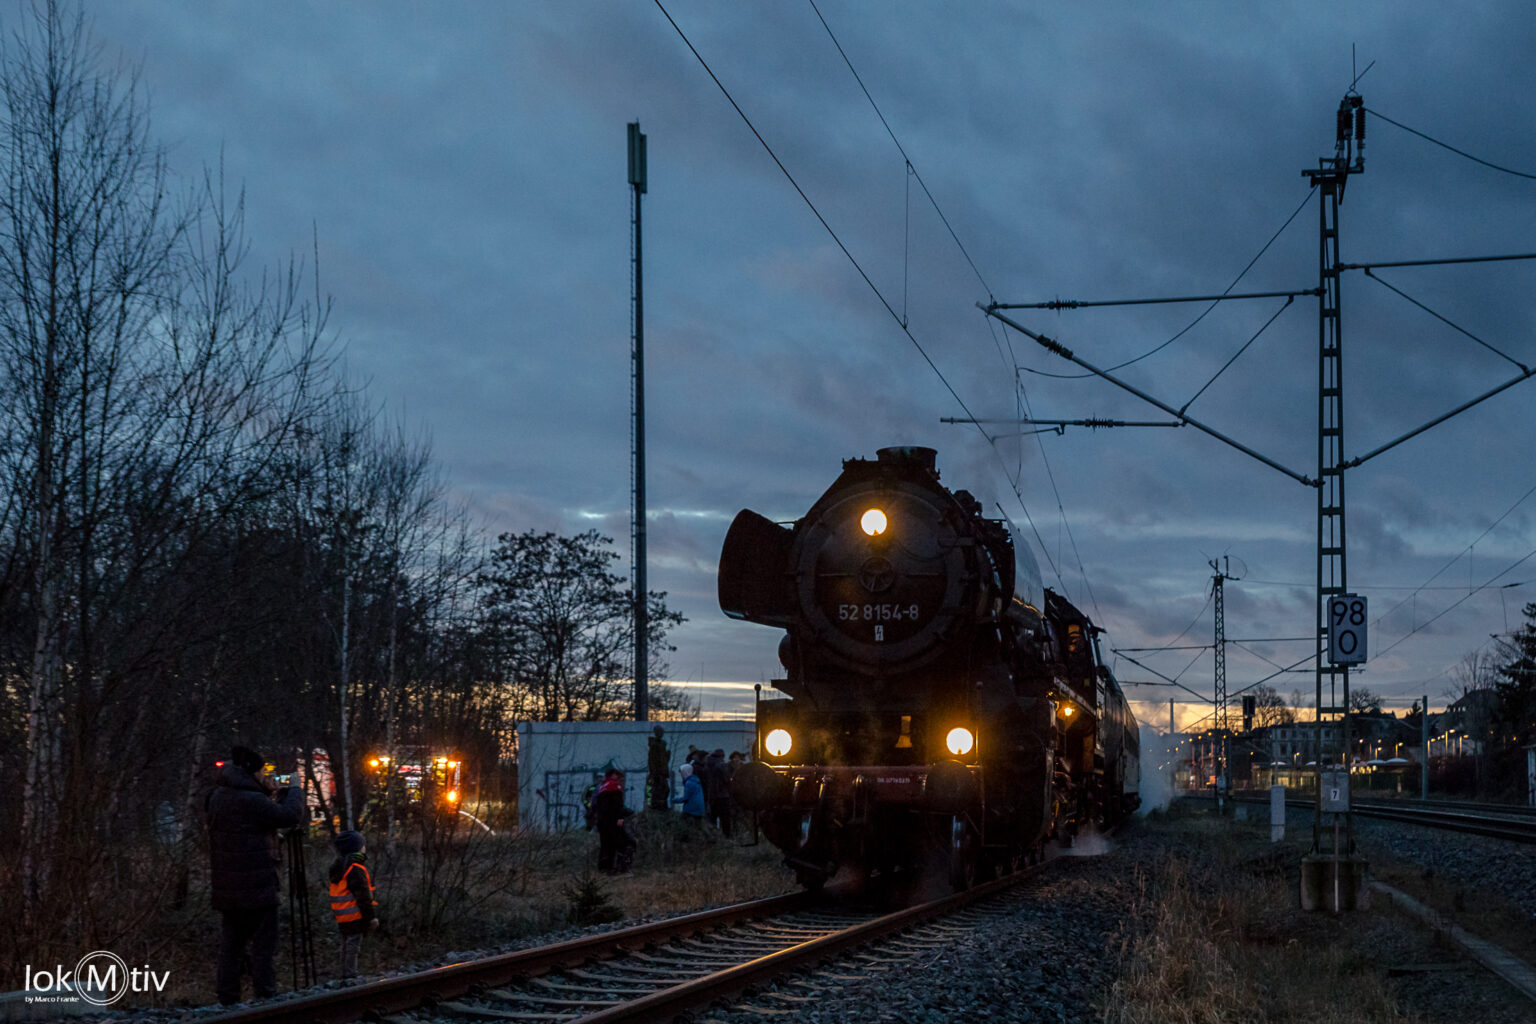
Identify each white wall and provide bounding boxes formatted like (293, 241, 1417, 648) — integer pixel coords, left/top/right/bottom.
(515, 720, 756, 831)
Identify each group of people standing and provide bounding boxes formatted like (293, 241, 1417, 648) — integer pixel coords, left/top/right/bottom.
(645, 725, 744, 834)
(676, 745, 742, 836)
(589, 728, 748, 874)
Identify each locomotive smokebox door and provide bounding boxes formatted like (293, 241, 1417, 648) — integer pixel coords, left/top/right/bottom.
(719, 509, 795, 626)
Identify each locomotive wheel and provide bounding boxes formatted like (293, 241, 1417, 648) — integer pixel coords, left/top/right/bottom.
(948, 815, 978, 891)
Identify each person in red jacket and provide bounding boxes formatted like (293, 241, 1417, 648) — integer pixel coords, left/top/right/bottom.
(327, 830, 378, 981)
(591, 769, 636, 873)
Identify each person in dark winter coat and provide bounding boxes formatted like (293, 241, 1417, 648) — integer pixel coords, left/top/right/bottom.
(704, 749, 732, 837)
(672, 762, 705, 826)
(205, 745, 305, 1005)
(646, 726, 670, 811)
(327, 830, 378, 981)
(591, 769, 636, 873)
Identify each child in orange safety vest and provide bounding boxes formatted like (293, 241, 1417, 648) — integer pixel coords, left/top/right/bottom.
(328, 830, 378, 981)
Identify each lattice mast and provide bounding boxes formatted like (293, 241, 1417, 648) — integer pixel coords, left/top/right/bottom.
(1303, 94, 1364, 853)
(1211, 558, 1231, 798)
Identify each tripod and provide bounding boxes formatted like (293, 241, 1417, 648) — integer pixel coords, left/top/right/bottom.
(284, 826, 317, 989)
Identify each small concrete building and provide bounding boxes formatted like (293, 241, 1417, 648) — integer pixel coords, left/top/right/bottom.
(515, 720, 756, 831)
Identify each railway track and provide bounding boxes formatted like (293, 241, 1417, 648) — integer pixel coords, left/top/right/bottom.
(1347, 798, 1536, 843)
(1235, 792, 1536, 843)
(201, 861, 1055, 1024)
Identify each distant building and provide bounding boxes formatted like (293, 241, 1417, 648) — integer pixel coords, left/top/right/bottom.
(1434, 688, 1498, 756)
(1350, 710, 1417, 762)
(1251, 722, 1341, 767)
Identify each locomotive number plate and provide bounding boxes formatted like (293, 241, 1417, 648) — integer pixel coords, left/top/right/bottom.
(838, 603, 920, 623)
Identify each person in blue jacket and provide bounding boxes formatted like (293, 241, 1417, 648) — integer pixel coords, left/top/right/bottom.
(672, 761, 705, 826)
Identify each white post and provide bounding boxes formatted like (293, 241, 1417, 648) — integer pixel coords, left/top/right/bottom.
(1270, 784, 1285, 842)
(1527, 747, 1535, 810)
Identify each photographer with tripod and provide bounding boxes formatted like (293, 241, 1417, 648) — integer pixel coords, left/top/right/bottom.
(205, 746, 305, 1005)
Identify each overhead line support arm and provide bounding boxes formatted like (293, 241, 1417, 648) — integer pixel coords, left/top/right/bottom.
(990, 287, 1320, 310)
(1344, 365, 1536, 469)
(1113, 651, 1214, 704)
(980, 303, 1319, 488)
(1337, 252, 1536, 272)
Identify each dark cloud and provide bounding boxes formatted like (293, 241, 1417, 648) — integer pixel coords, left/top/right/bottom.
(77, 0, 1536, 717)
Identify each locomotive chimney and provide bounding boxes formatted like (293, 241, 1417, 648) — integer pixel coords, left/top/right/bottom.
(875, 446, 938, 475)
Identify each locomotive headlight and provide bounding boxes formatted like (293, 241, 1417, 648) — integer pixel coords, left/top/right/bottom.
(945, 727, 975, 757)
(765, 728, 794, 758)
(860, 508, 888, 537)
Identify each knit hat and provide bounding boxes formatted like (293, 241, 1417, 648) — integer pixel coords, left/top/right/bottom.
(334, 830, 365, 855)
(678, 763, 693, 778)
(230, 746, 265, 774)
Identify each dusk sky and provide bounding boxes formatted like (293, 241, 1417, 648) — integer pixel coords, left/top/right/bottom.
(75, 2, 1536, 728)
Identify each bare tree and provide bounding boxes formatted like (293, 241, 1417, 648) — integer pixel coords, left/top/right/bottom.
(1249, 684, 1295, 729)
(478, 530, 686, 721)
(0, 1, 332, 941)
(1348, 687, 1383, 714)
(1448, 648, 1501, 698)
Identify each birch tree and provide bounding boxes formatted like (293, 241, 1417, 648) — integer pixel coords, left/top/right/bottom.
(0, 0, 332, 936)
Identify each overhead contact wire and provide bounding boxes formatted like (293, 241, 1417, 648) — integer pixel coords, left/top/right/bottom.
(1180, 296, 1294, 413)
(1363, 269, 1530, 371)
(1018, 186, 1317, 381)
(808, 0, 994, 300)
(1020, 379, 1099, 615)
(1375, 543, 1536, 659)
(805, 0, 1079, 607)
(1367, 108, 1536, 180)
(652, 0, 986, 435)
(806, 0, 1078, 601)
(1372, 477, 1536, 644)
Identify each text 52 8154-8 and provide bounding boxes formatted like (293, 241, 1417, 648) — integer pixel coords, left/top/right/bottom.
(838, 603, 920, 622)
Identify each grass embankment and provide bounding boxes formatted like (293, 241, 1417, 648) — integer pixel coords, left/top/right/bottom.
(1105, 805, 1414, 1024)
(147, 809, 789, 1007)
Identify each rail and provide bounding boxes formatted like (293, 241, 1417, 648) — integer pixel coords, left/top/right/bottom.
(1226, 791, 1536, 844)
(195, 861, 1053, 1024)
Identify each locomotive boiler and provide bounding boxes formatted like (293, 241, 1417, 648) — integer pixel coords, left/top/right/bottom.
(719, 446, 1138, 890)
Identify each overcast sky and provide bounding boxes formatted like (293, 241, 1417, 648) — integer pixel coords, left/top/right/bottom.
(73, 2, 1536, 728)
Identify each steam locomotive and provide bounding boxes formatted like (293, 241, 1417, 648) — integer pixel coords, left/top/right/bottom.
(720, 446, 1139, 890)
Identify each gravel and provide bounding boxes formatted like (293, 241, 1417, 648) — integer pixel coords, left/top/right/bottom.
(698, 851, 1140, 1024)
(1352, 813, 1536, 919)
(694, 810, 1536, 1024)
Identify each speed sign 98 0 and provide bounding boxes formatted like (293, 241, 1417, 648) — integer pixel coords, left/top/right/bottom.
(1327, 594, 1367, 665)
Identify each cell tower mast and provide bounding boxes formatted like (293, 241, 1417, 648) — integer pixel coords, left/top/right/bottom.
(629, 121, 649, 721)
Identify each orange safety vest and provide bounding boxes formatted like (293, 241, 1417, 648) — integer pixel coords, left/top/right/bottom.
(329, 862, 375, 924)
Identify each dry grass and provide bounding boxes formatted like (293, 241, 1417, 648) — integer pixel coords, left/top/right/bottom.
(128, 808, 791, 1008)
(1103, 807, 1417, 1024)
